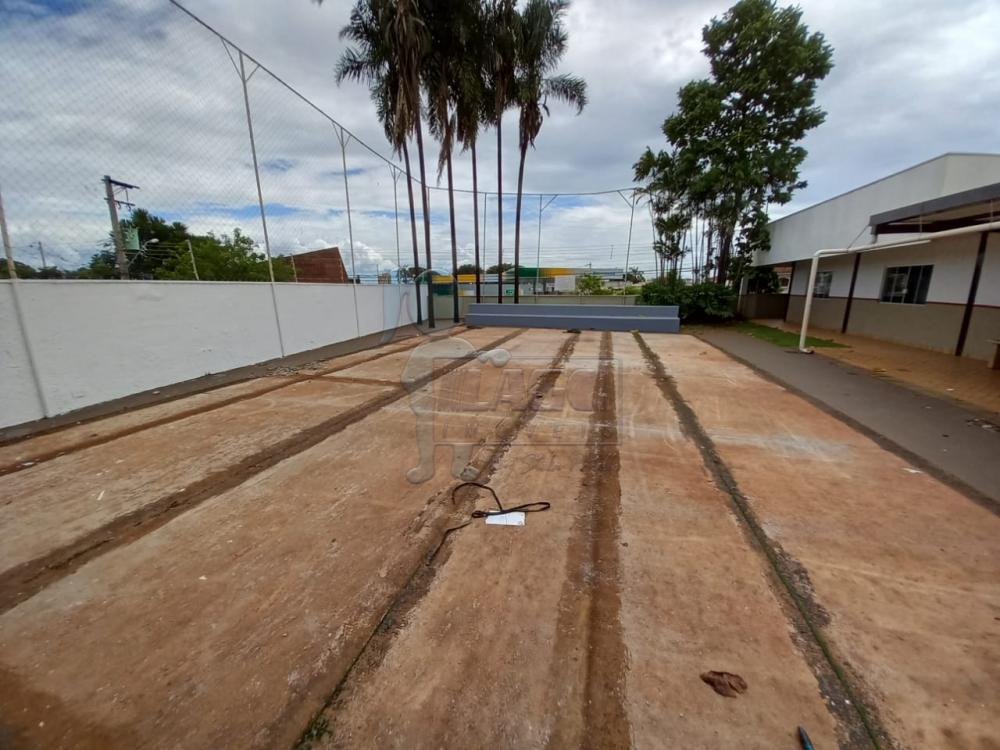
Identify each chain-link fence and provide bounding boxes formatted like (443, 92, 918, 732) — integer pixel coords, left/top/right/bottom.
(0, 0, 686, 290)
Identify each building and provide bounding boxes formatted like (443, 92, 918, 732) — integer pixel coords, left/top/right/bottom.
(292, 247, 349, 284)
(752, 153, 1000, 362)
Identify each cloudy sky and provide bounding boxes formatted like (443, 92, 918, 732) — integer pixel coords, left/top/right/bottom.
(2, 0, 998, 277)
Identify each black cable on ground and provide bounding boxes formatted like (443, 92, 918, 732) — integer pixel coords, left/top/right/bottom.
(427, 482, 551, 562)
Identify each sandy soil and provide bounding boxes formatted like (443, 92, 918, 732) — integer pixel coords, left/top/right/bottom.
(647, 333, 1000, 750)
(1, 329, 996, 750)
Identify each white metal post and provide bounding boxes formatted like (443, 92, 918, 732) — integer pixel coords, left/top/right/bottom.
(533, 194, 558, 298)
(238, 50, 285, 357)
(391, 166, 401, 281)
(0, 184, 49, 417)
(336, 125, 361, 338)
(185, 238, 200, 281)
(617, 190, 637, 303)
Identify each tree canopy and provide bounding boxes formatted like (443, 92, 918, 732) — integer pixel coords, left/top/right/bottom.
(636, 0, 832, 284)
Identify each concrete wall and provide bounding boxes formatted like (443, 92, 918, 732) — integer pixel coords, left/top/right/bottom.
(737, 293, 789, 320)
(784, 233, 1000, 360)
(0, 280, 420, 429)
(762, 154, 1000, 267)
(432, 293, 637, 320)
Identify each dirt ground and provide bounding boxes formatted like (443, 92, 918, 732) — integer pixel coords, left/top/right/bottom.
(0, 328, 997, 749)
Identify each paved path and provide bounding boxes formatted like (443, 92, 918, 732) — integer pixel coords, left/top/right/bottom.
(697, 329, 1000, 505)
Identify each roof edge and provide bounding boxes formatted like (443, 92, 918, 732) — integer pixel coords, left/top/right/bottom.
(768, 152, 1000, 227)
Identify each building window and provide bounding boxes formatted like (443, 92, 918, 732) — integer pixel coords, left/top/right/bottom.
(813, 271, 833, 298)
(880, 265, 933, 304)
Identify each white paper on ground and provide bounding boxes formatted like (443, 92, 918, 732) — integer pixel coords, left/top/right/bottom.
(485, 512, 525, 526)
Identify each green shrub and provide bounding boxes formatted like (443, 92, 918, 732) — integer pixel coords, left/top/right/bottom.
(638, 274, 736, 323)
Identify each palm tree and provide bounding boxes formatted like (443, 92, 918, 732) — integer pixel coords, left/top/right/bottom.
(511, 0, 586, 303)
(485, 0, 518, 303)
(423, 0, 463, 323)
(454, 1, 489, 304)
(334, 0, 432, 325)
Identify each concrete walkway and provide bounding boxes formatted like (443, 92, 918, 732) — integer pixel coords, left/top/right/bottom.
(754, 319, 1000, 415)
(697, 329, 1000, 505)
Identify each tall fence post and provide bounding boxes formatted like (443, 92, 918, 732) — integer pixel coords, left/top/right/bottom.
(335, 124, 361, 339)
(534, 194, 558, 297)
(617, 189, 637, 303)
(0, 183, 50, 418)
(237, 48, 286, 357)
(390, 166, 401, 280)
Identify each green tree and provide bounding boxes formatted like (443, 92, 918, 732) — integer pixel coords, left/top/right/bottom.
(485, 0, 519, 302)
(335, 0, 426, 324)
(511, 0, 586, 302)
(154, 229, 293, 282)
(486, 262, 514, 275)
(334, 0, 434, 324)
(453, 0, 489, 303)
(626, 267, 645, 283)
(645, 0, 832, 284)
(456, 262, 481, 274)
(423, 0, 467, 322)
(0, 260, 40, 279)
(576, 272, 610, 295)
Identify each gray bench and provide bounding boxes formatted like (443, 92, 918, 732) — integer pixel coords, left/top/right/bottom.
(466, 303, 680, 333)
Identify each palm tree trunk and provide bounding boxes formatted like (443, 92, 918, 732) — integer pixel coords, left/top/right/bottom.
(513, 141, 527, 304)
(402, 140, 422, 325)
(471, 140, 481, 304)
(414, 115, 435, 327)
(496, 119, 503, 304)
(446, 150, 459, 323)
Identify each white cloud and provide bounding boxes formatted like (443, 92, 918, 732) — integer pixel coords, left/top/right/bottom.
(1, 0, 997, 277)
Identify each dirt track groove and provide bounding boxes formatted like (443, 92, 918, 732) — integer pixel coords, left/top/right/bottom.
(0, 329, 452, 477)
(548, 331, 630, 749)
(0, 328, 521, 616)
(633, 331, 881, 748)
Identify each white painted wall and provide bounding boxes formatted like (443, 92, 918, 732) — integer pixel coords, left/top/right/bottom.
(850, 234, 979, 304)
(762, 153, 1000, 266)
(0, 280, 420, 429)
(975, 234, 1000, 308)
(788, 233, 983, 304)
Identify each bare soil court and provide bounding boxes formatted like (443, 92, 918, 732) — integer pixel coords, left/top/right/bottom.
(0, 327, 997, 749)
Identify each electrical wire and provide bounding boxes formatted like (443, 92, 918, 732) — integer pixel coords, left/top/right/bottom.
(427, 481, 551, 562)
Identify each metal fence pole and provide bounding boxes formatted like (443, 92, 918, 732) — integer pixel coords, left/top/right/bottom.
(336, 124, 361, 338)
(0, 183, 49, 417)
(534, 194, 558, 297)
(237, 49, 286, 357)
(617, 190, 637, 303)
(482, 192, 488, 291)
(390, 166, 401, 281)
(185, 239, 200, 280)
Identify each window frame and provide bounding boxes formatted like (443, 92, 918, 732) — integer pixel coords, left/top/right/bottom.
(813, 270, 833, 299)
(879, 264, 933, 305)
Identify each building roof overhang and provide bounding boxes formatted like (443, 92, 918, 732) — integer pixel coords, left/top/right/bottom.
(870, 182, 1000, 235)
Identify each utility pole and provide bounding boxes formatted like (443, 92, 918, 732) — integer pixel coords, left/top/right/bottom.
(34, 241, 47, 269)
(103, 175, 137, 280)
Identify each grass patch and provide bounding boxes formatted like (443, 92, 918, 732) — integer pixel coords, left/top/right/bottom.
(732, 321, 846, 349)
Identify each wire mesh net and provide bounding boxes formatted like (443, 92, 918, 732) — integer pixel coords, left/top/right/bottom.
(0, 0, 676, 288)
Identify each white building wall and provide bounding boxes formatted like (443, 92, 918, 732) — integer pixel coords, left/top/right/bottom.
(762, 153, 1000, 266)
(975, 233, 1000, 308)
(0, 281, 420, 429)
(850, 235, 979, 304)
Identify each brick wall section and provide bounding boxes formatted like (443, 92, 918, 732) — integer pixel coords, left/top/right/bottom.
(293, 247, 349, 283)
